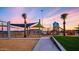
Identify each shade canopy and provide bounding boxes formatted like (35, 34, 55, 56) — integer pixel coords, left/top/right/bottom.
(33, 19, 44, 28)
(10, 23, 37, 28)
(0, 21, 36, 28)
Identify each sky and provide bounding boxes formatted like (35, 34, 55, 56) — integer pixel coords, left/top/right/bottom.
(0, 7, 79, 30)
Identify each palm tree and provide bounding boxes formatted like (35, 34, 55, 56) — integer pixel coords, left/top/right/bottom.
(61, 13, 68, 36)
(22, 13, 27, 38)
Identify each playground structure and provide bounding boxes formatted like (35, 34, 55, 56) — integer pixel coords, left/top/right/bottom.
(52, 22, 78, 36)
(52, 22, 64, 35)
(53, 22, 60, 35)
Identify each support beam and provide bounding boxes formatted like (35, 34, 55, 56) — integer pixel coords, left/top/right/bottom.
(7, 21, 10, 39)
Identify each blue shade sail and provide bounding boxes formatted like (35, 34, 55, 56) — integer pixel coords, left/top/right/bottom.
(10, 23, 37, 28)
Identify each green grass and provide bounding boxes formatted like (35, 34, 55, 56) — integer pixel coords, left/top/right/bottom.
(54, 36, 79, 51)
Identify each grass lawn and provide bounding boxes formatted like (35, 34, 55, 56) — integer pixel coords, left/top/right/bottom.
(0, 39, 38, 51)
(54, 36, 79, 51)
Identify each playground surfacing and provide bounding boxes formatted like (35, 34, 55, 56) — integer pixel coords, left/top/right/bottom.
(0, 39, 39, 51)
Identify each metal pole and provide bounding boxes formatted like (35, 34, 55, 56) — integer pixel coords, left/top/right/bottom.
(41, 10, 43, 31)
(39, 19, 41, 37)
(1, 22, 4, 37)
(2, 22, 3, 31)
(7, 21, 10, 39)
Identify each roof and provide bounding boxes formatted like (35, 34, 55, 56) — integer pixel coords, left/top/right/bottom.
(10, 23, 37, 28)
(32, 19, 44, 28)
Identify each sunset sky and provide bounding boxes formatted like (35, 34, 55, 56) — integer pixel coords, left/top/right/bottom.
(0, 7, 79, 30)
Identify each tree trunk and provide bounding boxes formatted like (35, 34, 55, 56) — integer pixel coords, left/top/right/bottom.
(24, 19, 26, 38)
(63, 20, 66, 36)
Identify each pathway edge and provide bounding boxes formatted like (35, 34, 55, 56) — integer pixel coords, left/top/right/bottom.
(50, 36, 66, 51)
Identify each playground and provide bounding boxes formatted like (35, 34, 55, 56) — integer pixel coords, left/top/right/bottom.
(0, 7, 79, 51)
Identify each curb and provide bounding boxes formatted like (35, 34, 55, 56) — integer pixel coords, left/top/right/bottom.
(50, 36, 66, 51)
(0, 38, 40, 40)
(32, 38, 41, 51)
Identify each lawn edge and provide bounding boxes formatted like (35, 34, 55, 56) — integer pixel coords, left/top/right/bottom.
(50, 36, 66, 51)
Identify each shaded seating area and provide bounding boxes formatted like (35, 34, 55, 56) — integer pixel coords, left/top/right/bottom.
(0, 21, 37, 38)
(0, 20, 46, 38)
(32, 19, 44, 35)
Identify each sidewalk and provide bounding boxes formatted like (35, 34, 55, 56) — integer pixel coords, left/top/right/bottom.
(33, 37, 59, 51)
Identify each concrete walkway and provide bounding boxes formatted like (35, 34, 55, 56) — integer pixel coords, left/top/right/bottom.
(33, 37, 59, 51)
